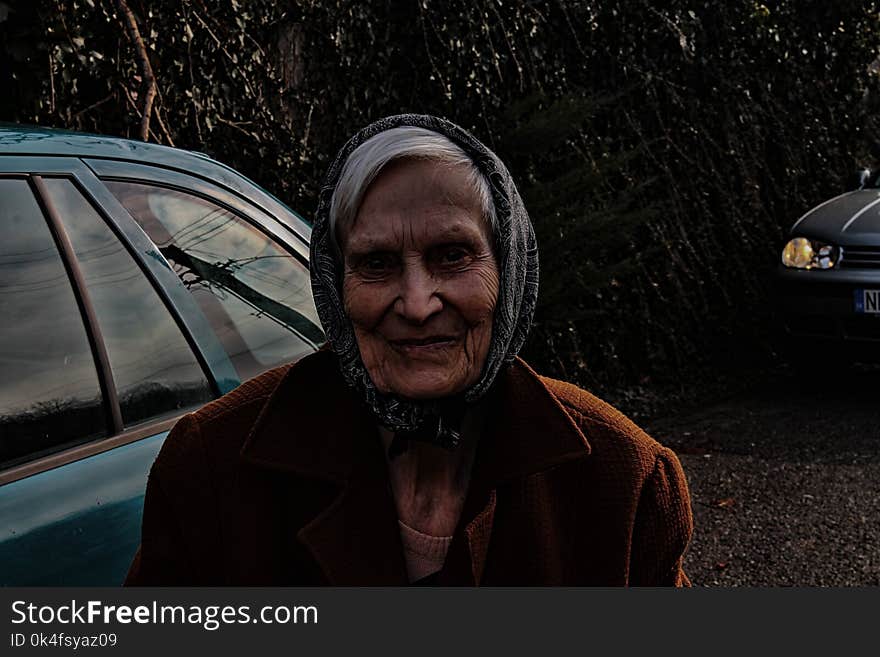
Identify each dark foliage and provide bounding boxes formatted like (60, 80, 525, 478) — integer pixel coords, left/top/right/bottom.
(3, 0, 879, 398)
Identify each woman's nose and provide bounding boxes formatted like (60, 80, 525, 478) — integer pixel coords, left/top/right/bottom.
(394, 263, 443, 324)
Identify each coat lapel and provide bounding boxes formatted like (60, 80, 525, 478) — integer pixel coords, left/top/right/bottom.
(238, 349, 591, 585)
(439, 358, 592, 584)
(295, 445, 410, 585)
(239, 350, 409, 585)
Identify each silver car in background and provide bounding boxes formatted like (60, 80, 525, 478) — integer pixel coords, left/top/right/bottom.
(777, 176, 880, 360)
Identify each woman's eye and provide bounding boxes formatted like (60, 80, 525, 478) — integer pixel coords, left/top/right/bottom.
(439, 247, 469, 266)
(359, 254, 395, 274)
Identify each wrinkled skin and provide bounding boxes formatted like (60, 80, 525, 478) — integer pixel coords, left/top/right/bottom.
(340, 158, 500, 401)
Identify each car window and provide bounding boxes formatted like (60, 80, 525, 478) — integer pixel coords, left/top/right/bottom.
(41, 178, 213, 427)
(0, 178, 106, 468)
(105, 181, 323, 381)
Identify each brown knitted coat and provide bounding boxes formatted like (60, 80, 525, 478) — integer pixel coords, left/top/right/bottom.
(125, 349, 693, 586)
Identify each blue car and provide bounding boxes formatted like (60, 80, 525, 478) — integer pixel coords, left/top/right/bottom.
(0, 125, 324, 585)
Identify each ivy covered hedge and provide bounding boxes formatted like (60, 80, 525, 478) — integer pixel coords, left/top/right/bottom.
(3, 0, 879, 398)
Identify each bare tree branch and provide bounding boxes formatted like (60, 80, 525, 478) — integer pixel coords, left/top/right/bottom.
(47, 50, 56, 115)
(181, 2, 203, 144)
(188, 6, 261, 101)
(115, 0, 157, 142)
(73, 91, 115, 119)
(153, 86, 177, 147)
(119, 83, 162, 143)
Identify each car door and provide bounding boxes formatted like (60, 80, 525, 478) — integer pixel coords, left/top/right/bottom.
(0, 156, 321, 585)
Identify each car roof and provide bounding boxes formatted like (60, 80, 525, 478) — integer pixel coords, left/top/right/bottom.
(0, 123, 311, 238)
(0, 123, 221, 167)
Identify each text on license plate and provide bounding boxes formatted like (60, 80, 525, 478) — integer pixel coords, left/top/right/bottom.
(855, 288, 880, 314)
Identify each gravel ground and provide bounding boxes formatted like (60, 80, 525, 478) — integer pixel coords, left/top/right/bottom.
(644, 367, 880, 586)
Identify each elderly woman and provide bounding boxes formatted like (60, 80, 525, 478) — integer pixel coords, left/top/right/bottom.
(126, 115, 692, 586)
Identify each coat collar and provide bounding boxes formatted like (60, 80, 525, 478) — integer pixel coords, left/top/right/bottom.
(239, 349, 591, 584)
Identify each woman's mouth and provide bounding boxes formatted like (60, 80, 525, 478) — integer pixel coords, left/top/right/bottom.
(389, 335, 459, 355)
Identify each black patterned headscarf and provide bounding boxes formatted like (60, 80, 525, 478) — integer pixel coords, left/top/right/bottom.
(310, 114, 538, 449)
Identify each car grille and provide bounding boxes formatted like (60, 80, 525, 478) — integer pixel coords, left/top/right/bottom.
(840, 245, 880, 269)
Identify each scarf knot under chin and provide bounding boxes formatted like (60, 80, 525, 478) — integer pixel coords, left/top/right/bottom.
(385, 398, 467, 459)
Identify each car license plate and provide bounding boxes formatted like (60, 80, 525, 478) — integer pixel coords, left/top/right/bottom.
(855, 289, 880, 314)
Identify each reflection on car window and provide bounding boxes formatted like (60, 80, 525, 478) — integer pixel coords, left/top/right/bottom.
(106, 181, 323, 382)
(0, 179, 106, 467)
(42, 178, 212, 427)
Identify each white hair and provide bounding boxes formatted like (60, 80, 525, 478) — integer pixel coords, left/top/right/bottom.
(329, 126, 496, 253)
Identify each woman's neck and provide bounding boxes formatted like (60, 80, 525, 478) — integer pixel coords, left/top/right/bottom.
(379, 403, 484, 537)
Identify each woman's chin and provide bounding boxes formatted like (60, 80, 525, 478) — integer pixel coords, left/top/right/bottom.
(378, 365, 474, 400)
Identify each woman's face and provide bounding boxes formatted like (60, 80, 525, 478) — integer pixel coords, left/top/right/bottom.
(340, 158, 499, 400)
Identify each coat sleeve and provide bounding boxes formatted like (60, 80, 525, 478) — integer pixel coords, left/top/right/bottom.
(124, 414, 213, 586)
(628, 447, 694, 586)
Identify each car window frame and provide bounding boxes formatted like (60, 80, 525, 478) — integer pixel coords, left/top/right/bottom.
(0, 158, 238, 396)
(0, 154, 321, 486)
(90, 160, 322, 341)
(101, 179, 323, 372)
(0, 157, 238, 485)
(0, 173, 116, 474)
(84, 158, 312, 262)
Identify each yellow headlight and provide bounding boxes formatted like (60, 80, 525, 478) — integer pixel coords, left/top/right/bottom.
(782, 238, 815, 268)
